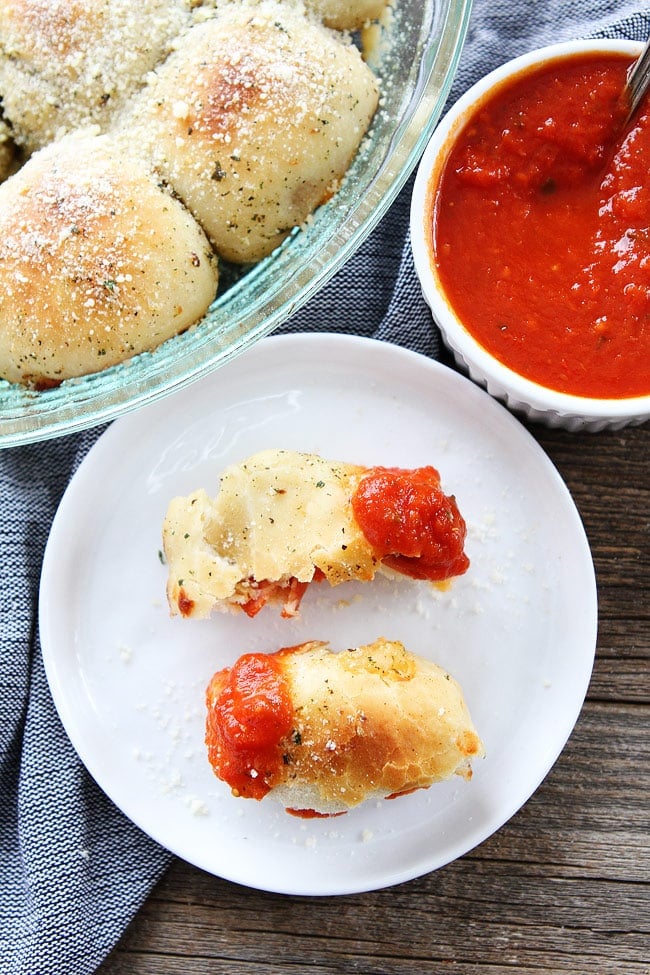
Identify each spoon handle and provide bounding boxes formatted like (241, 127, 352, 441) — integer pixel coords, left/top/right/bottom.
(626, 36, 650, 120)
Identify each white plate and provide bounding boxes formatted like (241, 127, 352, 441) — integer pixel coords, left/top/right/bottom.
(40, 333, 597, 896)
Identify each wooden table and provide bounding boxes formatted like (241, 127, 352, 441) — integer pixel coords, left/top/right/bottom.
(98, 419, 649, 975)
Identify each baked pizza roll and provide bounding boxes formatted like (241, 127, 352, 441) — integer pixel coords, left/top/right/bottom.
(0, 0, 191, 153)
(304, 0, 390, 31)
(163, 448, 469, 619)
(205, 638, 484, 815)
(124, 1, 379, 262)
(0, 131, 218, 387)
(197, 0, 391, 32)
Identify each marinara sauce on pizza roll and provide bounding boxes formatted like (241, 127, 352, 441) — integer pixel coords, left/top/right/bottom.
(205, 638, 484, 816)
(163, 449, 469, 619)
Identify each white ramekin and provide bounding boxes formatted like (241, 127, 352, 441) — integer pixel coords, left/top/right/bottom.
(411, 39, 650, 432)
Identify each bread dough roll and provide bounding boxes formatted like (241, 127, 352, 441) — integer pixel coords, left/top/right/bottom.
(0, 0, 191, 152)
(163, 448, 469, 619)
(0, 131, 218, 387)
(304, 0, 390, 30)
(125, 1, 379, 262)
(196, 0, 390, 32)
(205, 638, 484, 814)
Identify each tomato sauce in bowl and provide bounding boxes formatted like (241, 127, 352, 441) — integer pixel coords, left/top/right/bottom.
(411, 40, 650, 430)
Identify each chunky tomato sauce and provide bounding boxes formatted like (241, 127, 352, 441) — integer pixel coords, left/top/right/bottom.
(205, 652, 293, 800)
(433, 52, 650, 399)
(351, 466, 469, 581)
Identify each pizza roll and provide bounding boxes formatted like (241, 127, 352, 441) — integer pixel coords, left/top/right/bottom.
(205, 638, 484, 815)
(197, 0, 391, 32)
(163, 448, 469, 619)
(0, 131, 218, 387)
(304, 0, 390, 31)
(124, 1, 379, 262)
(0, 0, 191, 153)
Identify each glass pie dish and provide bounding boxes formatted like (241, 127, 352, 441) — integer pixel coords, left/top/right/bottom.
(0, 0, 471, 447)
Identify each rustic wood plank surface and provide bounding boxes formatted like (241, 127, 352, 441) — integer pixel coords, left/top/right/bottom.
(98, 420, 649, 975)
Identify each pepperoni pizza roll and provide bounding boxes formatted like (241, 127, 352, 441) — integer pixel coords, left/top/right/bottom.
(0, 131, 218, 387)
(124, 2, 379, 262)
(0, 0, 191, 153)
(196, 0, 390, 32)
(205, 638, 484, 815)
(304, 0, 390, 31)
(163, 448, 469, 619)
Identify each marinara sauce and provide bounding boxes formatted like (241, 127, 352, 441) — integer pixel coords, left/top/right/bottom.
(205, 652, 293, 800)
(351, 466, 469, 581)
(432, 52, 650, 399)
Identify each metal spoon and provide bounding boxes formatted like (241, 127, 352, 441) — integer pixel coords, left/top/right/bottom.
(624, 35, 650, 122)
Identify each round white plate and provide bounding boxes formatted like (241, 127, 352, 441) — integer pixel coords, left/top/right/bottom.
(40, 333, 597, 896)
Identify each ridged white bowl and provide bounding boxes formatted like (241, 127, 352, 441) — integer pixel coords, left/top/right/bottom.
(411, 39, 650, 432)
